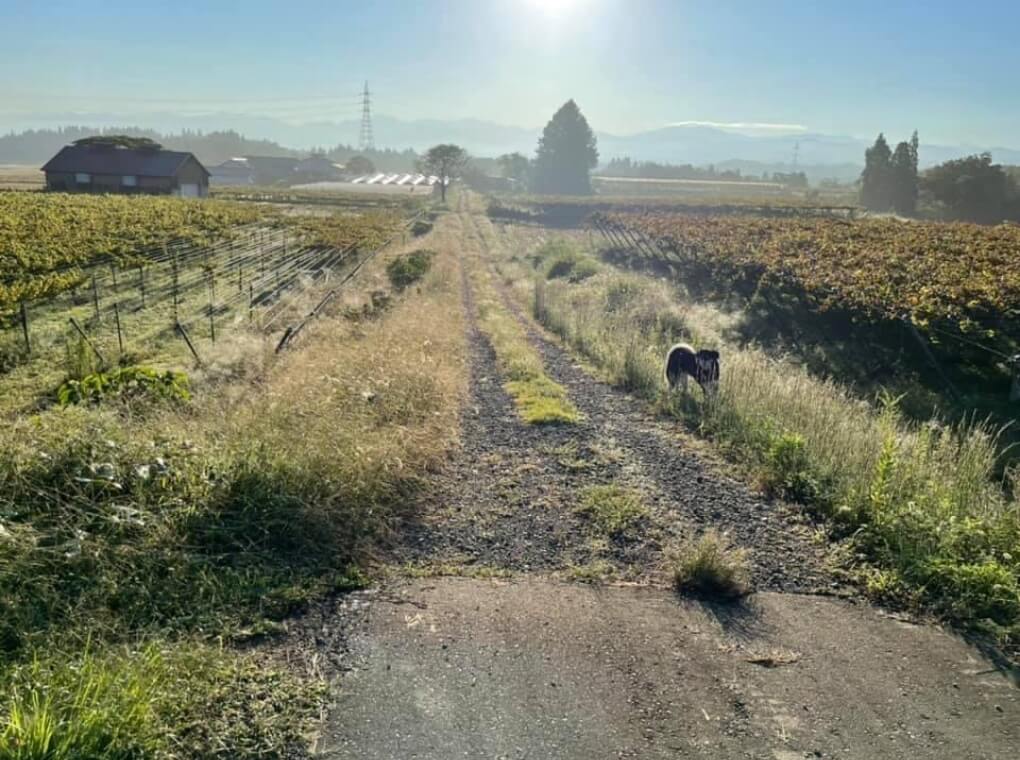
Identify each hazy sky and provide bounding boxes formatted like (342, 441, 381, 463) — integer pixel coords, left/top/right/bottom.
(2, 0, 1019, 146)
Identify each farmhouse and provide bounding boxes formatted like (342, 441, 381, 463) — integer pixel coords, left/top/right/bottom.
(209, 157, 255, 186)
(42, 143, 210, 197)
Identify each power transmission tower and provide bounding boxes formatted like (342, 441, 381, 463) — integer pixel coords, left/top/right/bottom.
(358, 81, 374, 152)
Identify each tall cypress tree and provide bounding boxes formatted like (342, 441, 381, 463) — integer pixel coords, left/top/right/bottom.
(860, 133, 893, 211)
(889, 131, 920, 216)
(531, 100, 599, 195)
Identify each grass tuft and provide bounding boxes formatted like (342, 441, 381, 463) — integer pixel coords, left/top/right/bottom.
(669, 529, 750, 599)
(575, 485, 649, 535)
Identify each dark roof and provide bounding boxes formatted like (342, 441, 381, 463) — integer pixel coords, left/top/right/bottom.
(42, 144, 209, 178)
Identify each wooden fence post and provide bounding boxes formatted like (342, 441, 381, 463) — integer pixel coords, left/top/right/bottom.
(20, 302, 30, 354)
(138, 265, 146, 308)
(91, 274, 101, 321)
(172, 252, 179, 321)
(113, 302, 124, 354)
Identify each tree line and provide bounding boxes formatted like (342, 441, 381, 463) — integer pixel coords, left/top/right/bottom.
(861, 131, 1020, 223)
(0, 126, 419, 172)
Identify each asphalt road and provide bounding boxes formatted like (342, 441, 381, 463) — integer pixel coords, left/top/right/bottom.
(315, 578, 1019, 760)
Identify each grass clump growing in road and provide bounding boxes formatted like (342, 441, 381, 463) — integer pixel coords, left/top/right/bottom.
(669, 530, 750, 599)
(575, 485, 648, 535)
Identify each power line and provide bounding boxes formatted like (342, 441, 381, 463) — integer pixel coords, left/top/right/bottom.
(359, 81, 374, 152)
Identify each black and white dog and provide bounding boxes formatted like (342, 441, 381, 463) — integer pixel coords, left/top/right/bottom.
(665, 343, 720, 395)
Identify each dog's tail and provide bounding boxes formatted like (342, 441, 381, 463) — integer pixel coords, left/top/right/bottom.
(664, 343, 694, 388)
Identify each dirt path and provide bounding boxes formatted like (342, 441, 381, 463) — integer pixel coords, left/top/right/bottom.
(309, 202, 1019, 758)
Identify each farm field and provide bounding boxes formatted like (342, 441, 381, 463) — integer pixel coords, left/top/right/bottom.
(0, 164, 44, 190)
(0, 191, 420, 417)
(591, 209, 1020, 423)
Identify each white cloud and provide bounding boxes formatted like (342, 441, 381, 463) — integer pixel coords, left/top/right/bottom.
(668, 120, 808, 133)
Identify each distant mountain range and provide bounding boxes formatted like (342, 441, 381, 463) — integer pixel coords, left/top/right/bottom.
(4, 111, 1019, 183)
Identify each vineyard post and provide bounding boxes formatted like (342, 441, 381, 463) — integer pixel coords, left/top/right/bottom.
(19, 302, 30, 354)
(91, 274, 101, 321)
(208, 270, 216, 343)
(249, 283, 254, 323)
(69, 317, 106, 366)
(138, 265, 146, 308)
(172, 251, 179, 322)
(113, 302, 124, 354)
(600, 219, 625, 250)
(110, 263, 118, 293)
(237, 263, 242, 294)
(174, 322, 202, 365)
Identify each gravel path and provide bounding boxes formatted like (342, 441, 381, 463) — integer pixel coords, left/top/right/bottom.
(393, 208, 834, 593)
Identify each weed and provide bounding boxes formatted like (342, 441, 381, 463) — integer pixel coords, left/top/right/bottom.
(575, 485, 648, 535)
(386, 249, 435, 291)
(56, 366, 191, 407)
(669, 530, 750, 599)
(760, 431, 823, 504)
(411, 219, 433, 237)
(565, 560, 617, 583)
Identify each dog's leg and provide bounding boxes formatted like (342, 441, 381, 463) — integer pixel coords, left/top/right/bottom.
(681, 374, 688, 394)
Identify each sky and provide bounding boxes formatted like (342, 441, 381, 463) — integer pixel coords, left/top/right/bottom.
(2, 0, 1019, 147)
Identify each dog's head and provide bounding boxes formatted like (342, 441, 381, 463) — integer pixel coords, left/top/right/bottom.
(696, 349, 721, 384)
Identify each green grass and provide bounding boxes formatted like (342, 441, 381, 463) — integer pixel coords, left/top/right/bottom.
(669, 530, 750, 599)
(512, 235, 1020, 652)
(473, 269, 580, 425)
(575, 485, 648, 535)
(0, 642, 321, 760)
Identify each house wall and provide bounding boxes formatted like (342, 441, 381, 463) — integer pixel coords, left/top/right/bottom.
(176, 159, 209, 195)
(44, 169, 204, 196)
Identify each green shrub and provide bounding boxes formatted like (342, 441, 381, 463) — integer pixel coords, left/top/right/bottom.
(57, 367, 191, 407)
(386, 250, 436, 291)
(410, 219, 433, 237)
(543, 244, 599, 282)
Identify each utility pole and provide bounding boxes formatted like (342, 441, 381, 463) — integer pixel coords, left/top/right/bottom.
(359, 81, 374, 152)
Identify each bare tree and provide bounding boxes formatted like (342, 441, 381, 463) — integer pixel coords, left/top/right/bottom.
(420, 144, 469, 202)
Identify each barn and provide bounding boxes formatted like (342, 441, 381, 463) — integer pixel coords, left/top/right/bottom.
(42, 143, 210, 197)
